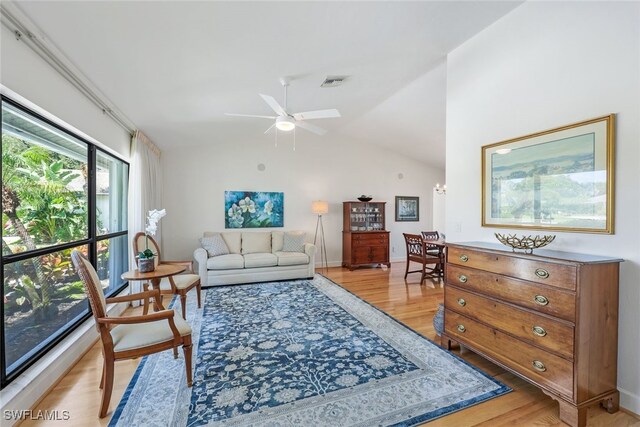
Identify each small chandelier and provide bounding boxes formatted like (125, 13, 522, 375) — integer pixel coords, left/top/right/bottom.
(434, 183, 446, 195)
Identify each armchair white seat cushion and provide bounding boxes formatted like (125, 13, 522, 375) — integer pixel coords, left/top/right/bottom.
(275, 251, 310, 266)
(207, 254, 244, 270)
(158, 273, 200, 290)
(244, 253, 277, 268)
(110, 312, 192, 352)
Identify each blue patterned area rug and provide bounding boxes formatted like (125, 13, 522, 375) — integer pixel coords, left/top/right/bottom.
(110, 275, 509, 426)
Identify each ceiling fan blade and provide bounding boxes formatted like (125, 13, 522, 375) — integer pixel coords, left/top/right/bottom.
(225, 113, 276, 119)
(292, 109, 341, 120)
(264, 123, 276, 134)
(295, 121, 327, 135)
(259, 94, 286, 116)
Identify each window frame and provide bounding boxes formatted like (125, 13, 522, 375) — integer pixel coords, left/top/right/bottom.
(1, 95, 130, 388)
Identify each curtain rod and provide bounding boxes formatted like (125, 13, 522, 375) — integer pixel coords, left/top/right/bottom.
(0, 5, 136, 136)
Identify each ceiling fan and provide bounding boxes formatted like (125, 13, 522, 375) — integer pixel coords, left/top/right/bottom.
(225, 78, 340, 135)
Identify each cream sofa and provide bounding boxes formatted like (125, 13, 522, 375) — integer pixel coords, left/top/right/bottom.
(193, 231, 315, 286)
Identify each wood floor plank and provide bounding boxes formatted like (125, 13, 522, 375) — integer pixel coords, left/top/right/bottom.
(18, 263, 639, 426)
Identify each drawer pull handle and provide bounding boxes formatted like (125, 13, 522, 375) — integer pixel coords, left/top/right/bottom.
(532, 326, 547, 337)
(458, 275, 468, 283)
(534, 295, 549, 306)
(535, 268, 550, 279)
(532, 360, 547, 372)
(459, 255, 469, 262)
(457, 324, 466, 333)
(457, 298, 466, 307)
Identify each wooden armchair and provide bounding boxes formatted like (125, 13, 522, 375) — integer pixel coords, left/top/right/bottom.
(403, 233, 442, 284)
(133, 232, 202, 319)
(421, 230, 445, 278)
(71, 251, 193, 418)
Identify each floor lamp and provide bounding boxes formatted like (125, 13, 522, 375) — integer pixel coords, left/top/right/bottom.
(312, 200, 329, 273)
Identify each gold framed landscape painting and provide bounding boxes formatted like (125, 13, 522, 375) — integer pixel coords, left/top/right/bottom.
(482, 114, 615, 234)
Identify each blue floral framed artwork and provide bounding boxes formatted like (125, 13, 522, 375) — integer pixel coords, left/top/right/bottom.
(225, 191, 284, 228)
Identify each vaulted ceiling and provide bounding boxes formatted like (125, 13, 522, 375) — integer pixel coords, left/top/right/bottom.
(12, 1, 521, 168)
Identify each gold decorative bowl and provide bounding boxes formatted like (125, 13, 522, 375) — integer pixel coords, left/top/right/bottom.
(494, 233, 556, 254)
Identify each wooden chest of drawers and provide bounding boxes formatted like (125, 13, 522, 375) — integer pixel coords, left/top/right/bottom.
(342, 231, 390, 270)
(441, 242, 622, 427)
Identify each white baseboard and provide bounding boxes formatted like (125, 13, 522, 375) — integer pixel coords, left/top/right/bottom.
(0, 290, 130, 426)
(620, 387, 640, 417)
(315, 259, 405, 269)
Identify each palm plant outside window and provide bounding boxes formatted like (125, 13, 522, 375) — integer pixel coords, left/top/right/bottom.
(1, 97, 129, 388)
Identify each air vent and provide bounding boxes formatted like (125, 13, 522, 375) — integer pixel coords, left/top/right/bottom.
(321, 75, 349, 87)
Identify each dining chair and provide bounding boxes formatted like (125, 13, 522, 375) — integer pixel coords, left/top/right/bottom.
(71, 250, 193, 418)
(403, 233, 442, 284)
(421, 230, 445, 278)
(133, 232, 202, 319)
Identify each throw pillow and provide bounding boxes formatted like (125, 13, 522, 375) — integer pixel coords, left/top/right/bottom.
(282, 231, 306, 252)
(200, 234, 229, 257)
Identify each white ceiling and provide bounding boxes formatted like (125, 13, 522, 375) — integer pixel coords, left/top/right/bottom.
(13, 1, 521, 168)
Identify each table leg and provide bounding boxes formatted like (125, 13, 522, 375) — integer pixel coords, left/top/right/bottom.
(150, 278, 164, 310)
(142, 283, 150, 315)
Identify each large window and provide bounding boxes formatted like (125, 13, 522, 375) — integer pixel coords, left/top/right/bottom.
(1, 96, 129, 387)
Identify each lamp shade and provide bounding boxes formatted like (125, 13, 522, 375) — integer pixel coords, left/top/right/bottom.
(311, 200, 329, 215)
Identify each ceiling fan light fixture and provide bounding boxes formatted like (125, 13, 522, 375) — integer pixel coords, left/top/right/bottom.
(275, 116, 295, 132)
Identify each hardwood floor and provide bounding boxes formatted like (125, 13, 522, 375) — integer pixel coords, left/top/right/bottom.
(20, 263, 639, 426)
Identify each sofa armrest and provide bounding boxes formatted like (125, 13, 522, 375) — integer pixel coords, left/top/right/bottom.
(304, 243, 316, 257)
(193, 248, 208, 287)
(304, 243, 316, 277)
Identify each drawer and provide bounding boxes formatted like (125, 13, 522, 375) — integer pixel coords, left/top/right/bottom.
(448, 246, 577, 290)
(445, 310, 573, 399)
(353, 246, 388, 264)
(352, 247, 372, 264)
(369, 246, 388, 263)
(446, 265, 576, 322)
(445, 287, 574, 359)
(353, 233, 388, 247)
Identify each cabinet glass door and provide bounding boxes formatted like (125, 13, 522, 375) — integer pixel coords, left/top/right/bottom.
(348, 202, 384, 231)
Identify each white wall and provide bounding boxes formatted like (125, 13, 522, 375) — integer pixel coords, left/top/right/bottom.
(161, 136, 444, 264)
(446, 1, 640, 413)
(432, 190, 446, 236)
(0, 24, 130, 158)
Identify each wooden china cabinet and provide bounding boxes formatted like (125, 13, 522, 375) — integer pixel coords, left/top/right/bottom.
(342, 201, 390, 270)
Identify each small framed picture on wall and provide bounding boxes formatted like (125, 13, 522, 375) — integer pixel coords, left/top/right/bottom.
(395, 196, 419, 222)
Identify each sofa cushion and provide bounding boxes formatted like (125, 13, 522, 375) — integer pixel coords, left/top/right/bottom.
(271, 231, 284, 253)
(244, 253, 277, 268)
(200, 234, 229, 257)
(283, 231, 306, 252)
(207, 254, 244, 270)
(275, 251, 310, 266)
(221, 232, 241, 254)
(242, 232, 271, 254)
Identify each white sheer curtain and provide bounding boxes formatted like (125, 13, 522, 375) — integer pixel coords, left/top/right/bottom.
(128, 130, 162, 302)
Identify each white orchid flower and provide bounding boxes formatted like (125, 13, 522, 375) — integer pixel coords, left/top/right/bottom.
(227, 203, 244, 228)
(145, 208, 166, 236)
(146, 223, 157, 235)
(264, 200, 273, 215)
(238, 197, 256, 214)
